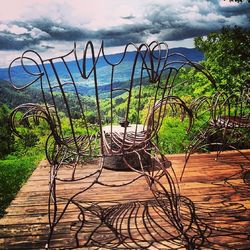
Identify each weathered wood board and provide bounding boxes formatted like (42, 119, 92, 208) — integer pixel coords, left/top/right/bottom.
(1, 150, 250, 249)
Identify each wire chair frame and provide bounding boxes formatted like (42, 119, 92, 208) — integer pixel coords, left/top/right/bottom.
(9, 41, 215, 249)
(182, 87, 250, 180)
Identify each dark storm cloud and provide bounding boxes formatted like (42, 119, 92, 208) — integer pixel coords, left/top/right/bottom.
(100, 34, 144, 47)
(0, 19, 94, 50)
(143, 1, 249, 41)
(217, 2, 250, 18)
(0, 23, 50, 50)
(158, 28, 214, 41)
(41, 44, 55, 50)
(121, 15, 136, 20)
(0, 1, 249, 51)
(5, 18, 146, 49)
(96, 24, 150, 46)
(29, 19, 92, 41)
(0, 33, 33, 50)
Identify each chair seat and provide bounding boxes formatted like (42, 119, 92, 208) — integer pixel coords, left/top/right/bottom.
(102, 124, 151, 170)
(102, 124, 148, 153)
(211, 115, 250, 128)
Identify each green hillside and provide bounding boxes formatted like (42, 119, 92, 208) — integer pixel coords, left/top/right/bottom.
(0, 80, 44, 108)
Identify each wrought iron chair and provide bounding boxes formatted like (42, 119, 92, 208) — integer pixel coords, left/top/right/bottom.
(9, 41, 214, 249)
(182, 84, 250, 179)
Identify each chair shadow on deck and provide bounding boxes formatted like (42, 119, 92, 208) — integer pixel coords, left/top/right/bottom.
(54, 197, 207, 249)
(44, 155, 250, 249)
(43, 155, 209, 249)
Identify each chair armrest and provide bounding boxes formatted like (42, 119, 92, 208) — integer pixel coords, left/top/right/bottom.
(146, 96, 193, 139)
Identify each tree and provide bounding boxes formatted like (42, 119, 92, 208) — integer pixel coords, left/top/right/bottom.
(194, 26, 250, 94)
(0, 105, 15, 158)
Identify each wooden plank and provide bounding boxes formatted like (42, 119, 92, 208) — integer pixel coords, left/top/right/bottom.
(0, 150, 250, 249)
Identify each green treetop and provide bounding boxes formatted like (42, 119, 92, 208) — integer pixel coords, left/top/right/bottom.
(194, 26, 250, 94)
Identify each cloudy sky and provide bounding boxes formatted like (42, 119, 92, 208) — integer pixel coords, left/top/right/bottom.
(0, 0, 249, 67)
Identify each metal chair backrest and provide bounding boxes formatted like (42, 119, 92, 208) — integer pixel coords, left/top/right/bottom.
(9, 41, 212, 158)
(211, 89, 250, 129)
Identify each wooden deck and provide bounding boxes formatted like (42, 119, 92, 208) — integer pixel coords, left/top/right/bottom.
(0, 150, 250, 249)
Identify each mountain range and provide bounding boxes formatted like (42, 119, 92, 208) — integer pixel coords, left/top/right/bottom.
(0, 47, 203, 95)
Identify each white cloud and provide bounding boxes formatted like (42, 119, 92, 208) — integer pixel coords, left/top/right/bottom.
(30, 27, 50, 39)
(219, 0, 239, 7)
(0, 50, 21, 68)
(226, 14, 249, 26)
(0, 0, 248, 32)
(0, 23, 28, 35)
(51, 26, 65, 32)
(0, 24, 9, 32)
(0, 0, 137, 29)
(9, 25, 28, 35)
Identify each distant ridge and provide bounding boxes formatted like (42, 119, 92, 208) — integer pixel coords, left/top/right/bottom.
(0, 47, 203, 92)
(0, 47, 203, 78)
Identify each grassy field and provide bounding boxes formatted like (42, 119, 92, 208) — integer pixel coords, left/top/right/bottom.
(0, 152, 43, 217)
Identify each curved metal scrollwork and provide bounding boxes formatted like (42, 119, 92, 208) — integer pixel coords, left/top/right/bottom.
(9, 41, 217, 249)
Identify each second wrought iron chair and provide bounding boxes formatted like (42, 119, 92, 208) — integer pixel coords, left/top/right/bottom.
(182, 84, 250, 179)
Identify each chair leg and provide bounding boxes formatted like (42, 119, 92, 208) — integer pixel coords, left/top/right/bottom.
(144, 156, 208, 249)
(181, 150, 192, 181)
(215, 144, 223, 160)
(46, 174, 57, 248)
(215, 128, 229, 161)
